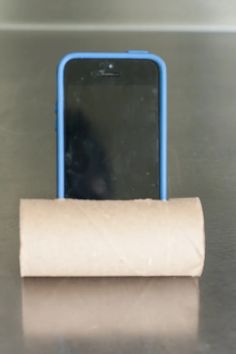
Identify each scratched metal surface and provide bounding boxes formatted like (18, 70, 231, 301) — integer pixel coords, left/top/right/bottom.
(0, 31, 235, 354)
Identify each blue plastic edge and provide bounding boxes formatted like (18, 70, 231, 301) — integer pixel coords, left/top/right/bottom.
(56, 51, 168, 200)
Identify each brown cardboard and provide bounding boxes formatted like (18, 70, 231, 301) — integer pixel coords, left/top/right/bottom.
(22, 277, 199, 338)
(19, 198, 205, 277)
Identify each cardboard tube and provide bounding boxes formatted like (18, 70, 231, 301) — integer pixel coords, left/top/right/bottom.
(19, 198, 205, 277)
(22, 277, 199, 338)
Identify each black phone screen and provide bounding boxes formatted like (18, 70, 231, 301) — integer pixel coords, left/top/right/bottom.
(64, 58, 159, 200)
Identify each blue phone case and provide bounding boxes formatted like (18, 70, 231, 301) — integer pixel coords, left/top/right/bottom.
(56, 51, 168, 200)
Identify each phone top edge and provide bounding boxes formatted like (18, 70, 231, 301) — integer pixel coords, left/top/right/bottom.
(57, 51, 167, 74)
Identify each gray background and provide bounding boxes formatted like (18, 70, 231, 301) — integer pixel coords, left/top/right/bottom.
(0, 0, 236, 29)
(0, 1, 235, 354)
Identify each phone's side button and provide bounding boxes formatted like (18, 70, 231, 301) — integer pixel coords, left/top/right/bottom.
(127, 50, 149, 54)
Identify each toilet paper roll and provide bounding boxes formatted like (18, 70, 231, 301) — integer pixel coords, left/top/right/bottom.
(19, 198, 205, 277)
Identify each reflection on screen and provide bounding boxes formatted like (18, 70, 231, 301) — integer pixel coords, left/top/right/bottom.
(64, 59, 159, 199)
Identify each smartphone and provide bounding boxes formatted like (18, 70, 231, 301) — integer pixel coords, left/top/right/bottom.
(56, 51, 167, 200)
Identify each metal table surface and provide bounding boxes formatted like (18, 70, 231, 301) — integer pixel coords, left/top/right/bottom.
(0, 31, 235, 354)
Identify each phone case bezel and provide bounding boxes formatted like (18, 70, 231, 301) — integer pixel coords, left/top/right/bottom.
(57, 51, 167, 200)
